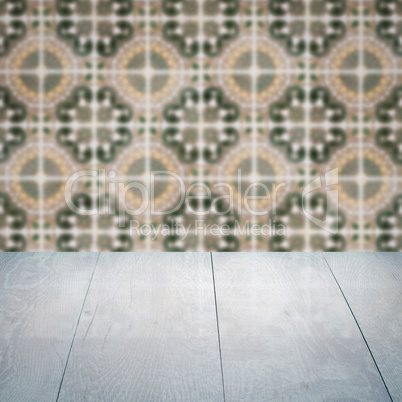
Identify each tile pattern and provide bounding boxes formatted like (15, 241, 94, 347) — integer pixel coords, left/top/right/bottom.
(0, 0, 401, 251)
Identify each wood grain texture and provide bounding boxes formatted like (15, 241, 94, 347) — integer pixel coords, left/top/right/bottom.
(58, 253, 223, 402)
(0, 252, 99, 402)
(213, 252, 390, 402)
(325, 252, 402, 401)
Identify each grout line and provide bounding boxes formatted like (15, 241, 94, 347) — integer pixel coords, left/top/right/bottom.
(210, 252, 226, 402)
(0, 15, 393, 20)
(251, 0, 257, 252)
(358, 0, 364, 252)
(1, 69, 400, 75)
(5, 122, 401, 128)
(55, 252, 100, 402)
(38, 0, 44, 251)
(145, 0, 151, 252)
(0, 228, 397, 236)
(321, 253, 394, 402)
(90, 0, 98, 252)
(0, 175, 399, 182)
(304, 0, 311, 252)
(197, 0, 205, 252)
(0, 15, 394, 23)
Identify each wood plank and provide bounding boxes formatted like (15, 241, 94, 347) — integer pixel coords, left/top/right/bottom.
(213, 253, 390, 402)
(0, 252, 99, 402)
(324, 252, 402, 400)
(58, 253, 223, 401)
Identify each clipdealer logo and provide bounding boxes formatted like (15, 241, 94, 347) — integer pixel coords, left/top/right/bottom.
(64, 168, 340, 239)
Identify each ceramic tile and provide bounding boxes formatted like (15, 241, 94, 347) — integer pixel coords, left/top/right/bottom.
(0, 0, 401, 251)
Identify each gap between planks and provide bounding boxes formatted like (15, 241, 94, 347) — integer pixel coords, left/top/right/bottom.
(56, 253, 100, 402)
(210, 252, 226, 402)
(321, 253, 393, 402)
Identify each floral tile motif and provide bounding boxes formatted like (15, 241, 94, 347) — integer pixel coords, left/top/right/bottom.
(0, 0, 401, 251)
